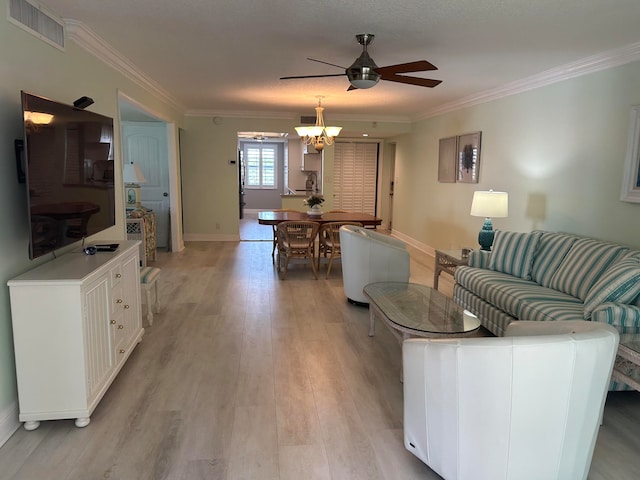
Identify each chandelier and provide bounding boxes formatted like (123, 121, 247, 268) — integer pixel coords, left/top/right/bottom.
(295, 96, 342, 152)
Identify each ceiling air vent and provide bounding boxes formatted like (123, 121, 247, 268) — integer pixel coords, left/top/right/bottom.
(8, 0, 65, 50)
(300, 115, 316, 125)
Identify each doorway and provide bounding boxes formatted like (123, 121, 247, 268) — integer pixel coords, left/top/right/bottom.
(237, 132, 289, 241)
(118, 92, 182, 252)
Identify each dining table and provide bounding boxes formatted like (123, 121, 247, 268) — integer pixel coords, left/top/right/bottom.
(257, 210, 382, 227)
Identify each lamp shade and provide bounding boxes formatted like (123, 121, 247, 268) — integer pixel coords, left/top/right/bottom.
(123, 162, 147, 184)
(470, 190, 508, 218)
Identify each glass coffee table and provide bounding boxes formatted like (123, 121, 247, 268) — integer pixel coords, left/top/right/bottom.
(363, 282, 481, 342)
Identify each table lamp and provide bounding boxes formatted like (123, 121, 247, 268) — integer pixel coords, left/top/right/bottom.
(470, 190, 508, 250)
(123, 162, 147, 208)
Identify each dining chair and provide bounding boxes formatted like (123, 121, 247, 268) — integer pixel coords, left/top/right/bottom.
(269, 209, 299, 263)
(317, 221, 363, 278)
(276, 221, 320, 279)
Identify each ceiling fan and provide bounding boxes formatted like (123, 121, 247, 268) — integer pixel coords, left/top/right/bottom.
(280, 33, 442, 91)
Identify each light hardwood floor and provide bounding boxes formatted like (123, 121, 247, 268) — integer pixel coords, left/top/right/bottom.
(0, 229, 639, 479)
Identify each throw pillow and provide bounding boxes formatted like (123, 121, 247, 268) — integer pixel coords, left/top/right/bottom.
(530, 233, 577, 287)
(584, 257, 640, 319)
(488, 231, 541, 280)
(549, 239, 626, 300)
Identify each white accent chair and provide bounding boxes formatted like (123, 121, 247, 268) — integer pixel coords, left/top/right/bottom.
(339, 225, 410, 304)
(403, 320, 619, 480)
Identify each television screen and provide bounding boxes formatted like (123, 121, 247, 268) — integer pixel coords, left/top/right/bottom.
(21, 91, 116, 259)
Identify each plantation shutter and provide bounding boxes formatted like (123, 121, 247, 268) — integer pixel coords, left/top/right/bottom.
(245, 144, 276, 188)
(333, 142, 378, 215)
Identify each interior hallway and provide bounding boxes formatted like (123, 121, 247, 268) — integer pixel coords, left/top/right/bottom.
(0, 238, 638, 479)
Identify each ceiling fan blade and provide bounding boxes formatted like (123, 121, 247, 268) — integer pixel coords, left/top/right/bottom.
(280, 73, 347, 80)
(376, 60, 438, 75)
(380, 73, 442, 88)
(307, 58, 347, 70)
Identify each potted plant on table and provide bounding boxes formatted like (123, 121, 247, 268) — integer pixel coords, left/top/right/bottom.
(304, 195, 325, 217)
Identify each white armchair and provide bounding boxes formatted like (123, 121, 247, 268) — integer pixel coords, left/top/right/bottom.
(403, 320, 619, 480)
(339, 225, 410, 304)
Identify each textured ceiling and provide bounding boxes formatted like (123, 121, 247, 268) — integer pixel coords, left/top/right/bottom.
(40, 0, 640, 121)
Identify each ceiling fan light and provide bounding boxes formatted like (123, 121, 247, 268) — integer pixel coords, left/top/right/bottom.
(347, 70, 381, 89)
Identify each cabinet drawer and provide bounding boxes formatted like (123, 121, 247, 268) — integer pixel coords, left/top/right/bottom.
(111, 264, 123, 287)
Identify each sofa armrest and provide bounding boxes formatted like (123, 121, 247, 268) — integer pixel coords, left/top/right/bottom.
(591, 303, 640, 333)
(505, 320, 618, 337)
(468, 249, 490, 269)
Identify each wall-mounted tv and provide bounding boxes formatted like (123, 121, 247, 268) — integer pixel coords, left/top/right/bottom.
(20, 91, 116, 259)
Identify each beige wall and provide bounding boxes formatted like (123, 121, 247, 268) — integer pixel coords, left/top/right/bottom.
(0, 7, 183, 434)
(390, 61, 640, 252)
(180, 116, 411, 239)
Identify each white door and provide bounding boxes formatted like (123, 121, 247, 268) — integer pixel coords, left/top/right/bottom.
(122, 122, 170, 249)
(333, 142, 379, 215)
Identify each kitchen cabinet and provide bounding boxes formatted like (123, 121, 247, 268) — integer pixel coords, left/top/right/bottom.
(8, 241, 143, 430)
(301, 152, 321, 171)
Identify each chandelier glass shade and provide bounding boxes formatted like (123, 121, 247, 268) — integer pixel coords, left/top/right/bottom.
(295, 97, 342, 152)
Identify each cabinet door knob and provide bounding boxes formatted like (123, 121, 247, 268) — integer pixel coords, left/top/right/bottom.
(124, 304, 130, 309)
(110, 319, 116, 325)
(115, 273, 122, 278)
(117, 325, 124, 330)
(116, 299, 123, 304)
(119, 349, 125, 354)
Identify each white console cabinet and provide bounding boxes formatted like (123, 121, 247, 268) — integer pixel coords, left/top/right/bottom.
(8, 241, 144, 430)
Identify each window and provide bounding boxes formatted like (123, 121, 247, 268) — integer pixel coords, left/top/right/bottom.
(245, 144, 276, 189)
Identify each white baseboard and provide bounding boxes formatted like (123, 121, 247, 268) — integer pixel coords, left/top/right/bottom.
(183, 233, 240, 242)
(0, 402, 20, 448)
(391, 229, 435, 258)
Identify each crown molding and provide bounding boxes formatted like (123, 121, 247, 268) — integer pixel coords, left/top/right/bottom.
(185, 109, 296, 120)
(185, 109, 412, 124)
(64, 19, 185, 113)
(414, 41, 640, 121)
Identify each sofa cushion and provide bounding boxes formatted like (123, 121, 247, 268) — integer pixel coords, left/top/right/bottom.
(488, 230, 541, 280)
(530, 232, 577, 287)
(548, 238, 627, 300)
(516, 299, 585, 323)
(583, 257, 640, 319)
(455, 266, 581, 320)
(455, 267, 536, 318)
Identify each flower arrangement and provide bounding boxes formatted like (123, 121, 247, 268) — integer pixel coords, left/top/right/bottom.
(304, 195, 325, 208)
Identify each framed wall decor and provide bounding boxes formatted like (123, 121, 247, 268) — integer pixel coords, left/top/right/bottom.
(621, 106, 640, 203)
(457, 131, 481, 183)
(438, 136, 457, 183)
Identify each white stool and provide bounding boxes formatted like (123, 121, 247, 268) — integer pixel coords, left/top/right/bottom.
(140, 267, 161, 326)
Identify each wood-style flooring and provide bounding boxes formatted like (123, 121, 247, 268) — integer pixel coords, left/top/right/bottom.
(0, 224, 639, 479)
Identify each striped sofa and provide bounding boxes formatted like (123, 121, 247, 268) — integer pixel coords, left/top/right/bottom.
(454, 230, 640, 389)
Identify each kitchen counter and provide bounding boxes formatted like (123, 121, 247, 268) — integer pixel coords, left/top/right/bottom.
(281, 190, 322, 198)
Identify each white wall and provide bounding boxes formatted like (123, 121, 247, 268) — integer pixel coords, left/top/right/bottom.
(391, 61, 640, 252)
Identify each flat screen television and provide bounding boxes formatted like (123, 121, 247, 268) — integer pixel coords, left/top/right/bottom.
(20, 91, 116, 259)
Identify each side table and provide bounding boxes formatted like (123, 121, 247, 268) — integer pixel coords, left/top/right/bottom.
(611, 338, 640, 392)
(434, 249, 469, 290)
